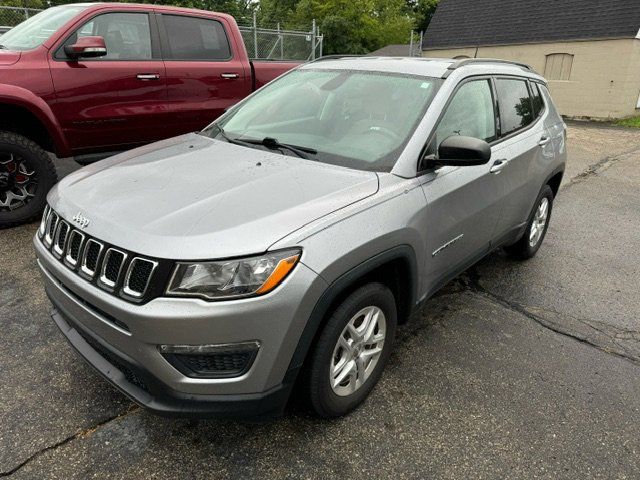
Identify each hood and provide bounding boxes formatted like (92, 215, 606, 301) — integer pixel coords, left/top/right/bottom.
(51, 134, 379, 260)
(0, 50, 21, 66)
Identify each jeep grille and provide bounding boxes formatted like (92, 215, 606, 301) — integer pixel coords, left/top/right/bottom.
(38, 207, 160, 302)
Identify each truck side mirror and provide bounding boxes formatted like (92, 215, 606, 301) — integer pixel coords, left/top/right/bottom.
(64, 36, 107, 60)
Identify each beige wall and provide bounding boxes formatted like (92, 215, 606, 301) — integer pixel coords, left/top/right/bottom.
(423, 39, 640, 119)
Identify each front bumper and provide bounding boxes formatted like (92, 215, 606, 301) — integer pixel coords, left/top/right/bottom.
(50, 305, 292, 417)
(35, 236, 327, 417)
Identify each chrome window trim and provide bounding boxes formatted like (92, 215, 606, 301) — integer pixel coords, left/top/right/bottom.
(52, 220, 70, 258)
(64, 230, 86, 269)
(44, 211, 59, 248)
(99, 248, 128, 289)
(122, 257, 158, 298)
(80, 239, 104, 278)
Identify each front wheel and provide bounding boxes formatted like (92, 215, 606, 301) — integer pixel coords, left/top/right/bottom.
(0, 131, 57, 228)
(504, 185, 554, 260)
(304, 283, 397, 418)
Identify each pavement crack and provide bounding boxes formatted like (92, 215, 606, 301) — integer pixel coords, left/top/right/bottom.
(562, 144, 640, 190)
(0, 405, 139, 477)
(461, 269, 640, 365)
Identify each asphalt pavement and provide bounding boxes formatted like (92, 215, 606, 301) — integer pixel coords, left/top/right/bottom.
(1, 124, 639, 479)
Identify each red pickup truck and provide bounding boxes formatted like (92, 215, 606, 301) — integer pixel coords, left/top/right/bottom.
(0, 3, 299, 227)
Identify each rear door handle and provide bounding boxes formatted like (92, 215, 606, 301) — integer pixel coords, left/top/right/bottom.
(490, 159, 509, 174)
(136, 74, 160, 81)
(539, 136, 551, 146)
(220, 73, 240, 79)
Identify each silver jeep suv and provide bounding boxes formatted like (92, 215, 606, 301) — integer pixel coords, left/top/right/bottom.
(34, 57, 566, 418)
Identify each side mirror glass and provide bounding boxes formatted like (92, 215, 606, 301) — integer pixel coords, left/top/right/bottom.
(64, 36, 107, 60)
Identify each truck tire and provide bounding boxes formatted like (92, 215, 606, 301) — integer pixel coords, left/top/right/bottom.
(304, 282, 397, 418)
(0, 131, 57, 229)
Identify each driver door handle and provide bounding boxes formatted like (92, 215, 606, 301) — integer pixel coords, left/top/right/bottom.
(490, 158, 509, 174)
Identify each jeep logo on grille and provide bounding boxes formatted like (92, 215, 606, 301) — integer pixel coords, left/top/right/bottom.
(72, 212, 91, 229)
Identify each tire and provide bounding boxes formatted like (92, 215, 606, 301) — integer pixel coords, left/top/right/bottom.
(304, 282, 397, 418)
(504, 185, 554, 260)
(0, 131, 57, 229)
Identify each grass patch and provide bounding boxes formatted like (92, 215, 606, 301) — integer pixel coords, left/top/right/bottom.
(615, 116, 640, 128)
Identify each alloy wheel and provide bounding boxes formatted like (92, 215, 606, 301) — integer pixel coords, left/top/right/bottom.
(330, 305, 387, 396)
(529, 197, 549, 247)
(0, 152, 38, 212)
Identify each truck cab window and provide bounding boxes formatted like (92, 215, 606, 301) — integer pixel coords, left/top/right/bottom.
(61, 12, 152, 60)
(161, 15, 231, 61)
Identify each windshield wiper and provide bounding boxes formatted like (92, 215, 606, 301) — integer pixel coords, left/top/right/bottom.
(0, 45, 6, 50)
(241, 137, 317, 159)
(209, 126, 316, 159)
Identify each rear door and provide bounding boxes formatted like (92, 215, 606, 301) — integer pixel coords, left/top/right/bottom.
(419, 78, 504, 293)
(490, 77, 548, 240)
(49, 10, 167, 152)
(156, 13, 251, 136)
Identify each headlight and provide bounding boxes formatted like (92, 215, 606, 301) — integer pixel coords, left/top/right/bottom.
(166, 249, 301, 300)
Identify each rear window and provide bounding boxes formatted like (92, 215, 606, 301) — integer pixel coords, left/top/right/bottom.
(530, 82, 545, 118)
(495, 78, 534, 136)
(162, 15, 231, 61)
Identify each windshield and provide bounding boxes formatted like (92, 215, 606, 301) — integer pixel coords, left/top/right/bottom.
(0, 6, 87, 52)
(202, 69, 441, 172)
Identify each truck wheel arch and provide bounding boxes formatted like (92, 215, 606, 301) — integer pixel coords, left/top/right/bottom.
(0, 85, 71, 157)
(284, 245, 418, 385)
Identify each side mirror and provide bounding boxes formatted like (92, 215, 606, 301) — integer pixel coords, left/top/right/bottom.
(427, 135, 492, 168)
(64, 36, 107, 60)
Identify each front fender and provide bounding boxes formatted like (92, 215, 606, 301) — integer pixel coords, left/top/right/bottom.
(0, 83, 71, 157)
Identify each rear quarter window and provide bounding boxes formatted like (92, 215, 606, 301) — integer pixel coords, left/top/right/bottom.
(495, 78, 534, 136)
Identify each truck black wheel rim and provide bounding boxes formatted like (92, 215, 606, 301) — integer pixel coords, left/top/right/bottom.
(0, 152, 38, 212)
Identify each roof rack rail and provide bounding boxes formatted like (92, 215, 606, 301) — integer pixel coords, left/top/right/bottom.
(309, 55, 365, 63)
(443, 58, 533, 78)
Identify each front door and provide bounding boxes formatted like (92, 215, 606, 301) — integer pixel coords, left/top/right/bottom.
(49, 11, 167, 153)
(419, 78, 504, 294)
(157, 13, 251, 137)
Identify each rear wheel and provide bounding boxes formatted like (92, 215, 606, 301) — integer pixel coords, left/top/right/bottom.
(0, 131, 57, 228)
(504, 185, 554, 260)
(304, 283, 397, 418)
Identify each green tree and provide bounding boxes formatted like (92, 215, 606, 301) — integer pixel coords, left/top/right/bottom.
(408, 0, 439, 33)
(284, 0, 415, 54)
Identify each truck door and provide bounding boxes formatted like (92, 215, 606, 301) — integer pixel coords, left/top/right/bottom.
(48, 10, 168, 153)
(156, 13, 251, 136)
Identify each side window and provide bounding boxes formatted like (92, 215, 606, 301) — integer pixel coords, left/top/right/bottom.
(162, 15, 231, 61)
(530, 82, 545, 118)
(495, 78, 533, 136)
(430, 79, 496, 154)
(62, 12, 152, 60)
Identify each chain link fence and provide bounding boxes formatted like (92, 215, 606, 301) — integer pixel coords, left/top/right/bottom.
(239, 24, 323, 61)
(408, 30, 424, 57)
(0, 6, 323, 60)
(0, 5, 42, 30)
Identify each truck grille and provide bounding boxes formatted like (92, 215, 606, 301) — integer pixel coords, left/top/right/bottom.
(38, 207, 160, 303)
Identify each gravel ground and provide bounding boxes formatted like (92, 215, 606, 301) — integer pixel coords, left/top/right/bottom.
(1, 124, 639, 479)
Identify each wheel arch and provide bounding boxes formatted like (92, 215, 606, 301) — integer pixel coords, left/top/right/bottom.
(546, 168, 564, 198)
(285, 245, 418, 383)
(0, 85, 71, 157)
